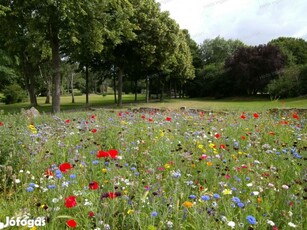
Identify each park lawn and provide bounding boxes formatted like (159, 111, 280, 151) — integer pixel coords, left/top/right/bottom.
(0, 94, 306, 114)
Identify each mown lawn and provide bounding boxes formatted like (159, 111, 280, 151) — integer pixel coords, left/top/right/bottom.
(0, 94, 306, 114)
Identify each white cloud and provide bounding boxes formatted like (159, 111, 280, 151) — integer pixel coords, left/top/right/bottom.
(157, 0, 307, 45)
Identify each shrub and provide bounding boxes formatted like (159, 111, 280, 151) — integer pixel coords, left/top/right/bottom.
(2, 83, 27, 104)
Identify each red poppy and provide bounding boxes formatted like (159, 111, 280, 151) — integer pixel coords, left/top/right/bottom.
(225, 174, 231, 179)
(108, 149, 118, 159)
(240, 114, 246, 119)
(279, 120, 289, 125)
(88, 211, 95, 218)
(215, 133, 220, 139)
(91, 115, 96, 119)
(96, 150, 109, 158)
(220, 144, 226, 149)
(118, 112, 122, 117)
(66, 219, 77, 228)
(108, 192, 117, 199)
(148, 118, 153, 122)
(65, 196, 77, 208)
(141, 115, 145, 119)
(89, 181, 99, 190)
(272, 226, 279, 230)
(0, 122, 4, 126)
(65, 119, 71, 124)
(59, 162, 73, 173)
(253, 113, 259, 118)
(293, 113, 299, 119)
(166, 117, 171, 121)
(241, 135, 246, 140)
(91, 129, 97, 133)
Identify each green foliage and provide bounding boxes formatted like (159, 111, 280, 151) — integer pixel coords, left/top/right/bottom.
(269, 37, 307, 65)
(266, 66, 301, 98)
(2, 83, 27, 104)
(298, 65, 307, 95)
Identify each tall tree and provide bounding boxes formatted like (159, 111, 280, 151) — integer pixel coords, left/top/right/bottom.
(269, 37, 307, 65)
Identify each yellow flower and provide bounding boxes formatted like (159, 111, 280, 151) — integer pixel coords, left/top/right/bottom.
(238, 151, 244, 155)
(207, 161, 213, 166)
(103, 180, 108, 183)
(202, 149, 207, 153)
(160, 132, 165, 137)
(29, 227, 37, 230)
(191, 164, 196, 168)
(198, 144, 204, 149)
(183, 201, 193, 208)
(257, 197, 262, 203)
(164, 164, 171, 169)
(209, 143, 215, 148)
(102, 168, 107, 173)
(127, 209, 134, 214)
(222, 189, 232, 195)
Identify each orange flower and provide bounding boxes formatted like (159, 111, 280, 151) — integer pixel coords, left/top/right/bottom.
(207, 161, 213, 166)
(183, 201, 193, 208)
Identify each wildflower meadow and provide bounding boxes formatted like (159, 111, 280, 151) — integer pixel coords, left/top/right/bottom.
(0, 109, 306, 229)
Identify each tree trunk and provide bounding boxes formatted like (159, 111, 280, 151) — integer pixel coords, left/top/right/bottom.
(113, 74, 117, 104)
(45, 84, 51, 104)
(71, 73, 75, 103)
(117, 65, 124, 107)
(134, 79, 138, 102)
(85, 64, 89, 105)
(24, 61, 38, 107)
(28, 74, 38, 107)
(159, 76, 164, 102)
(50, 25, 61, 114)
(145, 75, 149, 103)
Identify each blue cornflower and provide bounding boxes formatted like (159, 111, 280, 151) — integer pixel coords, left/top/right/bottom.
(201, 195, 210, 201)
(48, 185, 56, 189)
(237, 202, 245, 208)
(245, 177, 250, 181)
(151, 211, 158, 217)
(213, 194, 220, 199)
(131, 167, 137, 171)
(232, 197, 241, 203)
(246, 215, 257, 224)
(189, 195, 197, 199)
(55, 173, 63, 179)
(92, 160, 99, 165)
(26, 187, 34, 192)
(29, 182, 36, 187)
(70, 174, 76, 179)
(105, 162, 110, 166)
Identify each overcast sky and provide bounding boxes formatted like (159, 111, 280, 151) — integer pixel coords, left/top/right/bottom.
(156, 0, 307, 45)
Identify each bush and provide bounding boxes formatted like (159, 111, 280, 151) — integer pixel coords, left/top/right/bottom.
(2, 83, 27, 104)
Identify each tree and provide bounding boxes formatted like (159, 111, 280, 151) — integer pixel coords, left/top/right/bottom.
(200, 36, 245, 65)
(224, 44, 287, 96)
(269, 37, 307, 66)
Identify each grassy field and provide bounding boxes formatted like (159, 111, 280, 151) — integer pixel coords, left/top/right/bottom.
(0, 94, 306, 114)
(0, 108, 305, 229)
